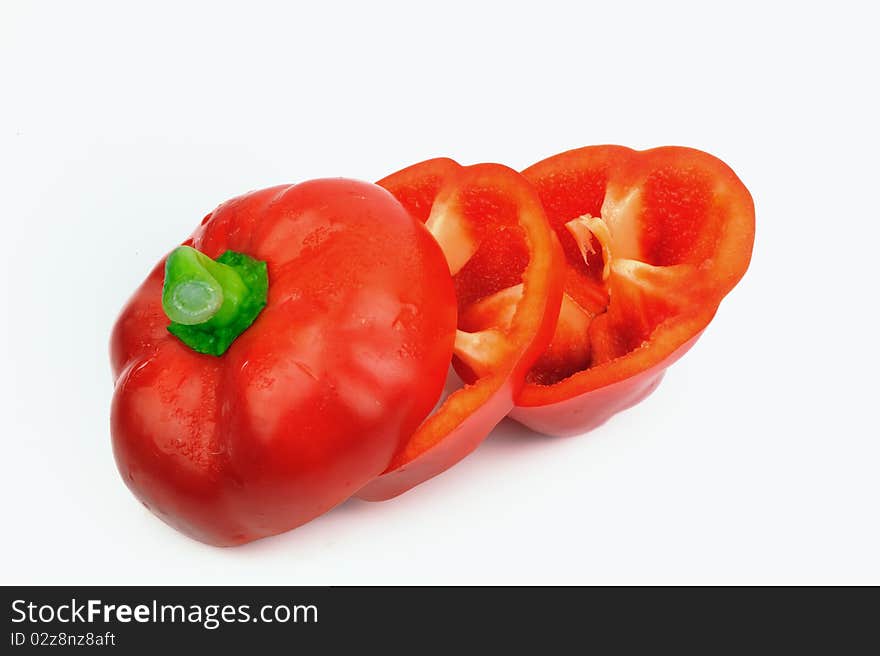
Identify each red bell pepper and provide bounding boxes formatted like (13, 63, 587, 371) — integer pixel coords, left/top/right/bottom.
(510, 146, 755, 436)
(356, 160, 565, 500)
(110, 179, 457, 545)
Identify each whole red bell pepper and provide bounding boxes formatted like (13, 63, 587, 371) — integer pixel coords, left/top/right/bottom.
(356, 160, 565, 500)
(510, 146, 755, 436)
(111, 179, 457, 545)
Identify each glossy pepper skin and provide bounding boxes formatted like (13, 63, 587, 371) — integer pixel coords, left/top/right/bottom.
(511, 146, 755, 436)
(110, 179, 457, 545)
(357, 160, 564, 500)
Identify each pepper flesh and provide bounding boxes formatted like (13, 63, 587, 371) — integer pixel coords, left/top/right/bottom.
(510, 146, 755, 436)
(111, 179, 457, 545)
(356, 160, 565, 500)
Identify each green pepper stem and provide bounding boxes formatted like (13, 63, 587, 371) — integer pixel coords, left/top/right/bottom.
(162, 246, 248, 326)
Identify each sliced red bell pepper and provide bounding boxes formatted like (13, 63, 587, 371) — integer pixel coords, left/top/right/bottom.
(111, 179, 458, 545)
(510, 146, 755, 436)
(356, 160, 565, 500)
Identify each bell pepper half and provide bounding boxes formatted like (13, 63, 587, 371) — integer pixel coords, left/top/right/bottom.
(110, 179, 457, 545)
(508, 146, 755, 436)
(356, 159, 565, 500)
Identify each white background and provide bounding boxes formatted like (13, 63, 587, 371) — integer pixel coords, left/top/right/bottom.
(2, 1, 877, 585)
